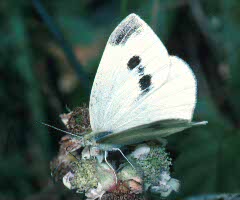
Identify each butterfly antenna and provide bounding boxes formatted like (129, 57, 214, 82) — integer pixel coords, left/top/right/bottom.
(113, 148, 135, 169)
(40, 122, 81, 138)
(104, 151, 118, 184)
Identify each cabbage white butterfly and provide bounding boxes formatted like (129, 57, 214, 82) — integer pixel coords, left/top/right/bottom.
(50, 13, 207, 162)
(84, 13, 207, 149)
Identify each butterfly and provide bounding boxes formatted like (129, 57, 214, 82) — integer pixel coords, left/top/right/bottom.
(82, 13, 207, 150)
(49, 13, 207, 164)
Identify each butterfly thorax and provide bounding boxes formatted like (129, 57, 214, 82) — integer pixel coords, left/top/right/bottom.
(82, 131, 122, 152)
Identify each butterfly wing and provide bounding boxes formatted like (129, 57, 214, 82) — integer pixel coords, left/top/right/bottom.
(94, 120, 207, 145)
(89, 13, 197, 138)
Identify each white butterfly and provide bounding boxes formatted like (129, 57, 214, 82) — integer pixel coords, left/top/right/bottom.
(85, 13, 207, 147)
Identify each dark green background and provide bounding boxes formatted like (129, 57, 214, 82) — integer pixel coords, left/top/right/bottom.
(1, 0, 240, 199)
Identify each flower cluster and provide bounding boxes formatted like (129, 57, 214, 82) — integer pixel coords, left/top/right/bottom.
(50, 107, 180, 199)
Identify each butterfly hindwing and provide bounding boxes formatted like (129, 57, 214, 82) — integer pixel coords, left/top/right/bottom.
(110, 55, 197, 133)
(94, 119, 205, 145)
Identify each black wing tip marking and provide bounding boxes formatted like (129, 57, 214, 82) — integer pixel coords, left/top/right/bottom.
(109, 14, 142, 46)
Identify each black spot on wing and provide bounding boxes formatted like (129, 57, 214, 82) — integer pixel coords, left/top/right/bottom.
(139, 75, 152, 92)
(127, 56, 141, 70)
(109, 15, 142, 46)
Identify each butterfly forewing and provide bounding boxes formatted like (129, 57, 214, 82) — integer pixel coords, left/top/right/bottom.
(89, 14, 197, 139)
(90, 14, 171, 132)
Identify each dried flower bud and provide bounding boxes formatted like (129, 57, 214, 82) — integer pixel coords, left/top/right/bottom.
(108, 181, 130, 194)
(59, 112, 72, 126)
(131, 144, 150, 160)
(131, 144, 172, 186)
(67, 106, 91, 134)
(147, 168, 180, 197)
(168, 178, 180, 193)
(101, 192, 145, 200)
(85, 183, 105, 200)
(61, 158, 116, 197)
(126, 180, 143, 194)
(50, 135, 82, 181)
(82, 146, 91, 160)
(116, 165, 143, 194)
(96, 163, 117, 191)
(150, 176, 180, 198)
(117, 165, 142, 184)
(59, 135, 83, 154)
(63, 171, 75, 189)
(67, 159, 99, 192)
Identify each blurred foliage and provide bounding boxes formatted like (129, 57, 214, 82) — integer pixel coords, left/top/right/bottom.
(0, 0, 240, 200)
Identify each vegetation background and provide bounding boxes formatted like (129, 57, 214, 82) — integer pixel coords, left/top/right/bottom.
(1, 0, 240, 199)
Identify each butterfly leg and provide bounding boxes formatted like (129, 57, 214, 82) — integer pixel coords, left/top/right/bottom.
(112, 148, 135, 169)
(104, 151, 118, 184)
